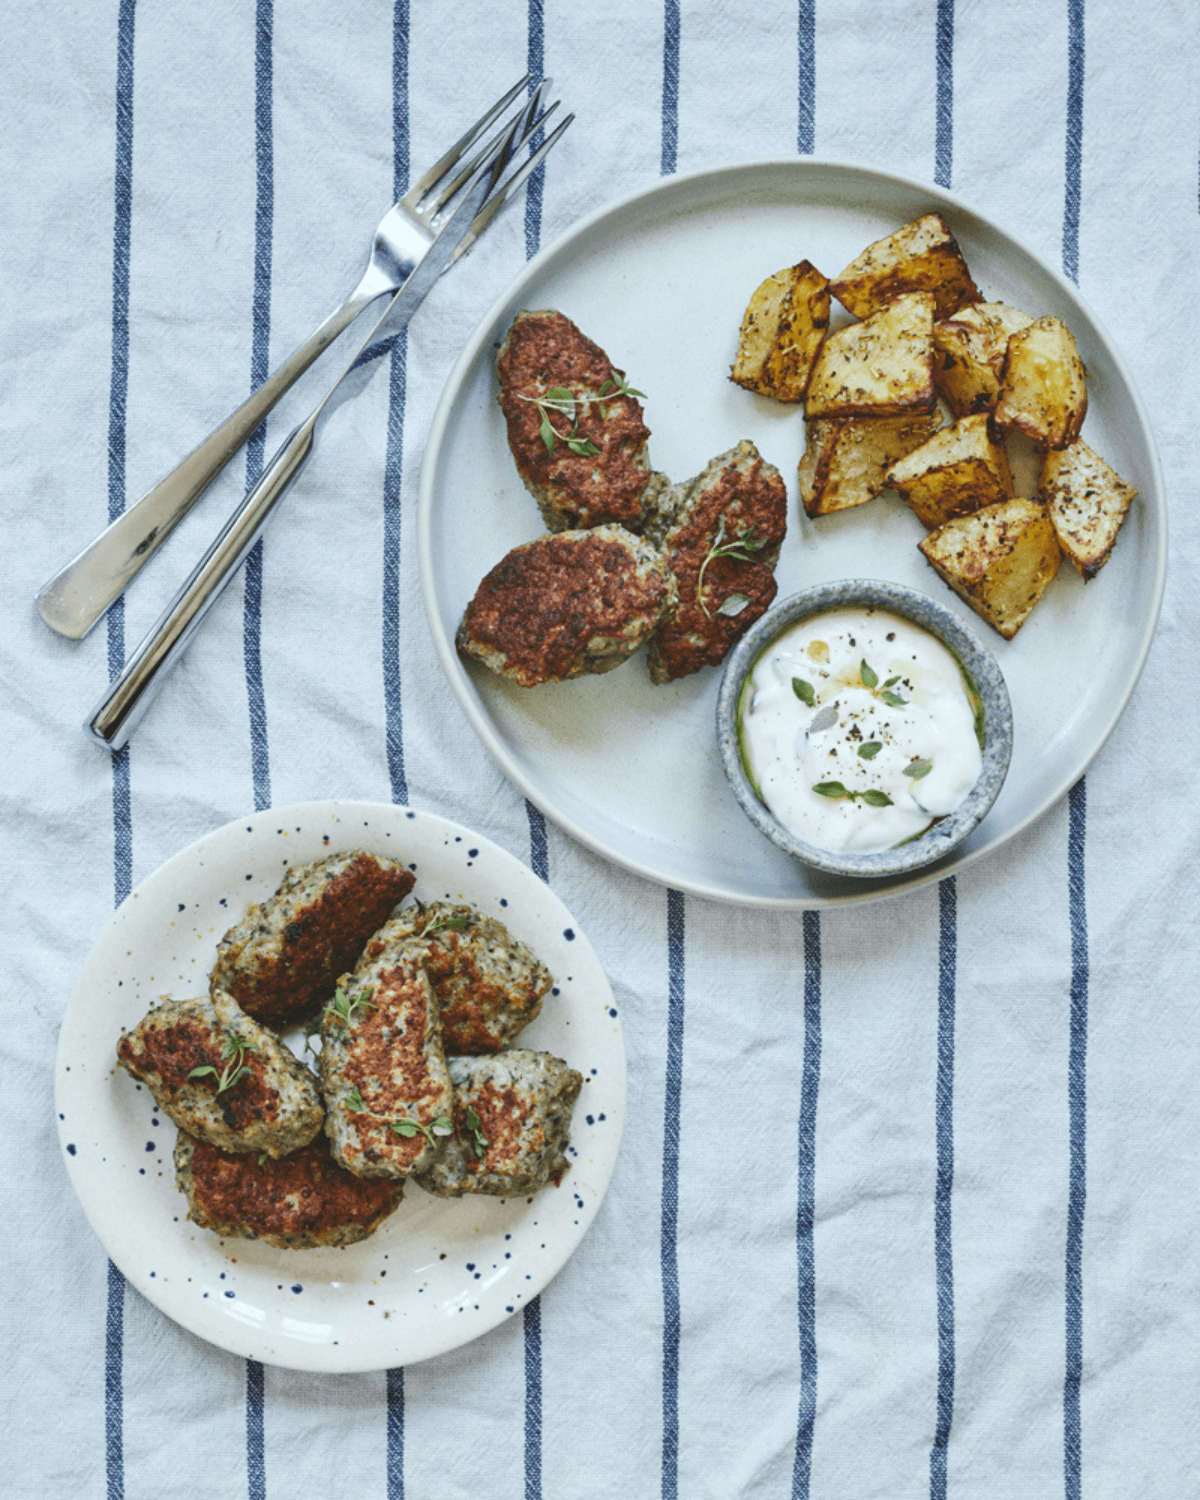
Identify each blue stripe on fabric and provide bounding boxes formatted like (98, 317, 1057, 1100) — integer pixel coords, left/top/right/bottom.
(105, 1257, 125, 1500)
(524, 1, 545, 261)
(246, 1359, 265, 1500)
(243, 0, 274, 812)
(526, 803, 549, 883)
(797, 0, 815, 155)
(1063, 0, 1085, 284)
(930, 877, 957, 1499)
(1062, 11, 1087, 1490)
(661, 0, 680, 175)
(661, 888, 686, 1500)
(524, 1294, 544, 1500)
(1064, 778, 1088, 1500)
(792, 909, 821, 1500)
(105, 8, 137, 1496)
(520, 20, 551, 1490)
(934, 0, 954, 188)
(386, 1367, 404, 1500)
(383, 0, 411, 807)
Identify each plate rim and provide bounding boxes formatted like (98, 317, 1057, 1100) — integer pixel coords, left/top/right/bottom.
(54, 798, 626, 1372)
(418, 157, 1167, 908)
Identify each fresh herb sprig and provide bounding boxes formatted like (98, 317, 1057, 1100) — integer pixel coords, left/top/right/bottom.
(697, 516, 769, 617)
(462, 1106, 490, 1161)
(343, 1085, 454, 1149)
(422, 912, 474, 940)
(188, 1031, 260, 1096)
(326, 985, 375, 1025)
(812, 781, 894, 807)
(519, 372, 645, 457)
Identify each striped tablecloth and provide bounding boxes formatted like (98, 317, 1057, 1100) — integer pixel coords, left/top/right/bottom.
(6, 3, 1197, 1496)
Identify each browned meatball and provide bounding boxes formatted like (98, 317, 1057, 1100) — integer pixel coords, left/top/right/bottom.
(497, 309, 660, 532)
(117, 993, 323, 1159)
(457, 525, 677, 687)
(210, 849, 415, 1029)
(174, 1130, 403, 1249)
(645, 441, 787, 684)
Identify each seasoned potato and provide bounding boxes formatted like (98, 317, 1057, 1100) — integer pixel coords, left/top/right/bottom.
(805, 291, 936, 419)
(932, 301, 1035, 417)
(830, 212, 982, 320)
(918, 498, 1061, 639)
(992, 316, 1087, 449)
(799, 411, 942, 517)
(731, 261, 830, 402)
(887, 413, 1014, 530)
(1037, 439, 1137, 580)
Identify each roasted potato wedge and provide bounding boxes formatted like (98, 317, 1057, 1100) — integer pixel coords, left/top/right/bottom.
(731, 261, 830, 402)
(918, 497, 1061, 639)
(830, 212, 982, 321)
(887, 413, 1014, 530)
(799, 411, 942, 517)
(992, 315, 1087, 449)
(1037, 438, 1136, 580)
(805, 291, 936, 419)
(932, 301, 1034, 417)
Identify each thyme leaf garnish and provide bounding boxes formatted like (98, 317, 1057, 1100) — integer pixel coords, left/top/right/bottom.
(343, 1085, 453, 1149)
(188, 1030, 260, 1096)
(903, 758, 933, 780)
(422, 912, 475, 940)
(858, 741, 883, 760)
(812, 780, 894, 808)
(325, 985, 375, 1026)
(859, 660, 879, 690)
(462, 1106, 490, 1161)
(697, 516, 769, 617)
(792, 677, 816, 707)
(519, 373, 643, 456)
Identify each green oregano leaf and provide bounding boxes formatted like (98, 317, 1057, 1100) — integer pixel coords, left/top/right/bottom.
(860, 789, 894, 807)
(880, 690, 908, 707)
(859, 660, 878, 689)
(903, 758, 933, 780)
(813, 781, 847, 799)
(792, 677, 816, 707)
(858, 741, 883, 760)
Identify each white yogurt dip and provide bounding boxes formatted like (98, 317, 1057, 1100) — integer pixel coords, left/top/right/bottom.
(737, 606, 983, 854)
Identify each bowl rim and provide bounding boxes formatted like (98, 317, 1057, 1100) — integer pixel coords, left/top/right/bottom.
(716, 579, 1014, 879)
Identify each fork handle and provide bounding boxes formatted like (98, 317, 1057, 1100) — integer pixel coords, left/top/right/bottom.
(86, 412, 318, 751)
(36, 288, 382, 641)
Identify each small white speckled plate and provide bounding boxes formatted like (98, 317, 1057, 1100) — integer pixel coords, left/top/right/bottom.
(55, 800, 625, 1373)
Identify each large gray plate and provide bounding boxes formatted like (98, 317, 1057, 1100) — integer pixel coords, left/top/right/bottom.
(419, 160, 1165, 908)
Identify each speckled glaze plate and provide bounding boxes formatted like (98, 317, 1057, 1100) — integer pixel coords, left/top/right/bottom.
(55, 800, 625, 1373)
(419, 159, 1166, 907)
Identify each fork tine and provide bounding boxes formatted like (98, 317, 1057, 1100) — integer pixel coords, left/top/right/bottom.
(402, 74, 531, 207)
(448, 108, 573, 264)
(421, 78, 553, 220)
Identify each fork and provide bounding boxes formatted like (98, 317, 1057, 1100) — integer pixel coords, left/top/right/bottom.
(37, 75, 566, 641)
(86, 84, 570, 751)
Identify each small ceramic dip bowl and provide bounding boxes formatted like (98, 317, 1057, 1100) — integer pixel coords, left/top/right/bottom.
(716, 580, 1013, 879)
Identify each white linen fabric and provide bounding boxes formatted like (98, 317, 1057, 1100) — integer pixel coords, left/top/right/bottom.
(4, 2, 1197, 1496)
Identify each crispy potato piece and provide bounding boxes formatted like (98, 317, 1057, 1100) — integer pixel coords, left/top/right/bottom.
(932, 301, 1035, 417)
(805, 292, 936, 419)
(887, 413, 1014, 530)
(992, 316, 1088, 449)
(919, 498, 1061, 639)
(1037, 439, 1136, 580)
(799, 411, 942, 517)
(830, 213, 982, 320)
(731, 261, 830, 402)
